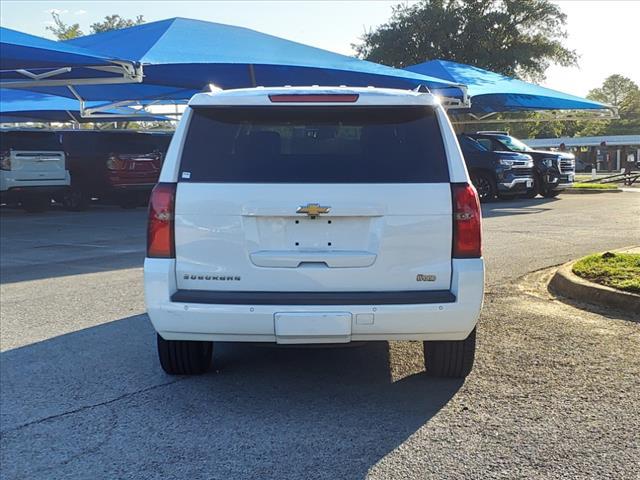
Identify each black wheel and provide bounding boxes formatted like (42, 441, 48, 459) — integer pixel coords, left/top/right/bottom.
(22, 195, 50, 213)
(63, 189, 89, 211)
(157, 334, 213, 375)
(470, 172, 496, 202)
(423, 328, 476, 378)
(541, 189, 561, 198)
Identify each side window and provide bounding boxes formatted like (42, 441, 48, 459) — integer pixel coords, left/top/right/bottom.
(476, 138, 493, 151)
(491, 139, 505, 151)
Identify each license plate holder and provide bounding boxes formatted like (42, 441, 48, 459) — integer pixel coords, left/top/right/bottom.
(274, 312, 352, 344)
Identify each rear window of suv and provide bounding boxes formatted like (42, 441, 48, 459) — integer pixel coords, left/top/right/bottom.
(179, 106, 449, 183)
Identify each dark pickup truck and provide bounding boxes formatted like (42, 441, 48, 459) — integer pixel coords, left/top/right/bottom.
(468, 132, 575, 198)
(458, 134, 534, 202)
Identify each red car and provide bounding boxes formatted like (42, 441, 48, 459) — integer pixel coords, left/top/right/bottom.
(61, 130, 173, 210)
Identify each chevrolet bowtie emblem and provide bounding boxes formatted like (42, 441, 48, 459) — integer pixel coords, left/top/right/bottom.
(296, 203, 331, 217)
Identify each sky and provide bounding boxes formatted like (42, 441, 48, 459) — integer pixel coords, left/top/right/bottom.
(1, 0, 639, 97)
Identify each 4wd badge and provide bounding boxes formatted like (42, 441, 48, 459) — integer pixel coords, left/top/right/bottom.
(416, 274, 436, 282)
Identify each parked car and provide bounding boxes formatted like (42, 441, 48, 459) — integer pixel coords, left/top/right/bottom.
(0, 129, 70, 212)
(457, 134, 534, 202)
(145, 86, 485, 378)
(60, 130, 172, 210)
(468, 132, 575, 198)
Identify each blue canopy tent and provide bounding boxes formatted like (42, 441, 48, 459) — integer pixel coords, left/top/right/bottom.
(405, 60, 615, 121)
(0, 89, 168, 123)
(0, 27, 142, 89)
(20, 18, 467, 118)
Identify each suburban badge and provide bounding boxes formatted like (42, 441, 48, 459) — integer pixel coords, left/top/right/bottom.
(184, 274, 241, 281)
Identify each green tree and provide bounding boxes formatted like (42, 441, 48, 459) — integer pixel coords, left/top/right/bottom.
(90, 15, 144, 34)
(46, 11, 83, 40)
(587, 74, 639, 108)
(577, 75, 640, 136)
(46, 12, 144, 40)
(354, 0, 577, 81)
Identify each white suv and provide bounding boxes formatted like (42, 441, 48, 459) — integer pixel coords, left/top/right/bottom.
(144, 86, 484, 378)
(1, 130, 70, 212)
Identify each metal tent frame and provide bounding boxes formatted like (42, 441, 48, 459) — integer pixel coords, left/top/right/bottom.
(448, 107, 619, 124)
(64, 86, 190, 119)
(1, 61, 143, 89)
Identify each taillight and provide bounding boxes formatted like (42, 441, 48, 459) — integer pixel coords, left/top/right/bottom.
(0, 151, 11, 171)
(147, 183, 176, 258)
(268, 94, 359, 103)
(452, 183, 482, 258)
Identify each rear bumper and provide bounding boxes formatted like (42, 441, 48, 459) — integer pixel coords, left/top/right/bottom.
(144, 258, 485, 343)
(0, 172, 70, 194)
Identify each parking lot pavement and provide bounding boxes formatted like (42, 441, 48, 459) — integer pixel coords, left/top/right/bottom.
(1, 192, 639, 479)
(0, 205, 146, 284)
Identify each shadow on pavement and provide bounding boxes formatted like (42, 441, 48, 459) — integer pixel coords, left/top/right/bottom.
(481, 197, 560, 218)
(0, 314, 461, 479)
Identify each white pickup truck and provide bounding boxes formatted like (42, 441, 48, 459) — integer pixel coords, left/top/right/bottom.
(0, 130, 70, 212)
(144, 86, 485, 378)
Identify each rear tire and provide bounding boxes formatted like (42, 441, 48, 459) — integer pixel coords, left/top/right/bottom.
(157, 334, 213, 375)
(22, 195, 50, 213)
(470, 172, 496, 203)
(423, 328, 476, 378)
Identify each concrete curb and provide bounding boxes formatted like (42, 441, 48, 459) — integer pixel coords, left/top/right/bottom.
(562, 188, 622, 194)
(549, 261, 640, 312)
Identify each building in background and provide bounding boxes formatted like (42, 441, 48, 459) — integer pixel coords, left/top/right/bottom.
(524, 135, 640, 172)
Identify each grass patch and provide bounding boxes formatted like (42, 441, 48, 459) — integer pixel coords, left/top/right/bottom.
(570, 183, 618, 190)
(573, 252, 640, 294)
